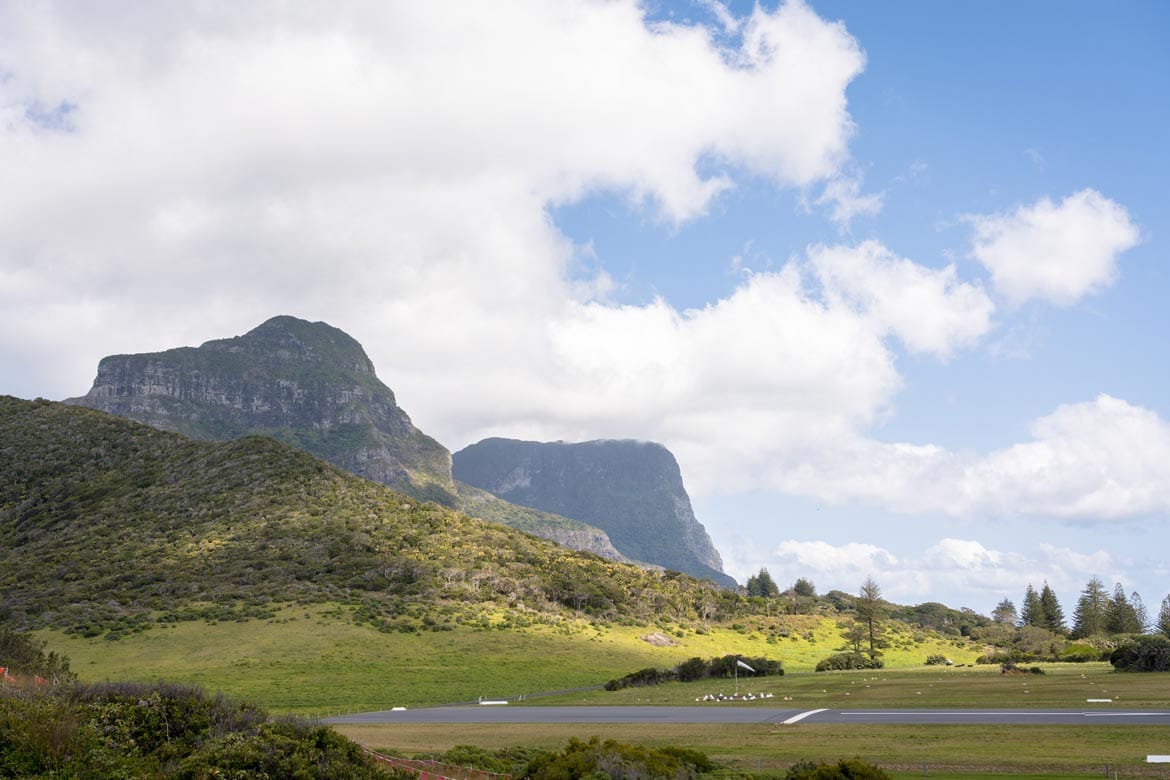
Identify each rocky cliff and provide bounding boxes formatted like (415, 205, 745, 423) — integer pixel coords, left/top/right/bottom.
(68, 316, 460, 505)
(453, 438, 734, 587)
(66, 317, 624, 559)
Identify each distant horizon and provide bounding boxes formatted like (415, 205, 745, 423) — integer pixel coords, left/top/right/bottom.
(2, 1, 1167, 617)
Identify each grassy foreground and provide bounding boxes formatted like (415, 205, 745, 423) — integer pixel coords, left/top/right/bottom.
(336, 723, 1170, 778)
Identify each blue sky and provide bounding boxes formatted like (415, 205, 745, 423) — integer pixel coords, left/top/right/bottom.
(1, 1, 1167, 617)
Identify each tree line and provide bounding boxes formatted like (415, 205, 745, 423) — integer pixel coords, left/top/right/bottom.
(992, 577, 1170, 639)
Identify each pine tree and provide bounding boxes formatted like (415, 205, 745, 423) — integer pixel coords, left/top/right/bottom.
(1038, 582, 1066, 633)
(745, 568, 780, 598)
(1131, 591, 1149, 632)
(992, 598, 1017, 625)
(1071, 576, 1108, 638)
(1105, 582, 1142, 635)
(1020, 584, 1042, 627)
(855, 577, 886, 658)
(1158, 595, 1170, 638)
(793, 578, 816, 597)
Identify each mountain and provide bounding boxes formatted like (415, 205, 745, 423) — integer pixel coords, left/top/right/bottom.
(453, 438, 735, 588)
(0, 396, 730, 635)
(65, 316, 622, 560)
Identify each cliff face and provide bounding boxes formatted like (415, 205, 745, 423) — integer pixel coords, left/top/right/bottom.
(68, 316, 458, 505)
(453, 438, 735, 587)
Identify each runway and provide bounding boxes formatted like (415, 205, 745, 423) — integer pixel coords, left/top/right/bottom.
(326, 705, 1170, 726)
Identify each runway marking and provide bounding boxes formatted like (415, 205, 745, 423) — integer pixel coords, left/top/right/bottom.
(782, 708, 828, 725)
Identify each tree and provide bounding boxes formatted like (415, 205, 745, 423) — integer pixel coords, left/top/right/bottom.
(1071, 576, 1108, 638)
(746, 568, 780, 598)
(1105, 582, 1143, 635)
(1038, 582, 1066, 633)
(855, 577, 886, 658)
(1132, 591, 1149, 632)
(992, 598, 1017, 625)
(793, 577, 817, 597)
(1158, 595, 1170, 639)
(1020, 584, 1042, 627)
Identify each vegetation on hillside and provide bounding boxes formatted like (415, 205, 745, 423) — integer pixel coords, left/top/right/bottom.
(0, 397, 740, 637)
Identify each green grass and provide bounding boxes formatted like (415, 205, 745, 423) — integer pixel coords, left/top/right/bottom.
(40, 611, 1168, 716)
(335, 723, 1170, 778)
(547, 661, 1170, 710)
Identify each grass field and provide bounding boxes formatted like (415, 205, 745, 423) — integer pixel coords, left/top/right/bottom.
(40, 608, 986, 714)
(38, 610, 1170, 777)
(335, 723, 1170, 778)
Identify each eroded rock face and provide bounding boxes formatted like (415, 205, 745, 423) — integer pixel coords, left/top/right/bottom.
(69, 316, 457, 505)
(66, 316, 627, 562)
(453, 437, 735, 587)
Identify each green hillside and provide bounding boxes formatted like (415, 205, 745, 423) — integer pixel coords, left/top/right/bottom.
(0, 396, 734, 638)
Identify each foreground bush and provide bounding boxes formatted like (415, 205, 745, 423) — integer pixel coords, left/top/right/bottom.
(1110, 635, 1170, 672)
(784, 758, 890, 779)
(0, 681, 386, 778)
(815, 653, 883, 672)
(521, 736, 715, 780)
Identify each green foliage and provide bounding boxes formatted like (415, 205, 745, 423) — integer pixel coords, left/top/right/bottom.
(746, 568, 780, 598)
(815, 653, 883, 672)
(1159, 595, 1170, 638)
(784, 758, 890, 779)
(1071, 576, 1108, 638)
(520, 736, 715, 780)
(1104, 582, 1143, 635)
(606, 655, 783, 690)
(890, 602, 987, 637)
(792, 578, 816, 597)
(1109, 634, 1170, 671)
(0, 681, 383, 778)
(0, 396, 750, 636)
(923, 654, 950, 666)
(0, 628, 74, 682)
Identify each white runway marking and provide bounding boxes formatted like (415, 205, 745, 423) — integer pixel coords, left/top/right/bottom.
(782, 708, 828, 724)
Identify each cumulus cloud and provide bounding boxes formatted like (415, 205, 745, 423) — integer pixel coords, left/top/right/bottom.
(755, 395, 1170, 521)
(809, 240, 993, 358)
(1, 2, 1165, 536)
(722, 535, 1129, 612)
(967, 189, 1140, 305)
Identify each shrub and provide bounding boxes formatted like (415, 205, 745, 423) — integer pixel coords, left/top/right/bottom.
(521, 736, 714, 780)
(1110, 635, 1170, 672)
(815, 653, 884, 672)
(924, 654, 950, 666)
(785, 758, 891, 779)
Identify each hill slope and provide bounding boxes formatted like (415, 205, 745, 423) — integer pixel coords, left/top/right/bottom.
(65, 315, 623, 560)
(0, 396, 729, 636)
(454, 437, 734, 587)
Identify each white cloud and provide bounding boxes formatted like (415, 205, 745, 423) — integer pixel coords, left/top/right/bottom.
(967, 189, 1140, 306)
(809, 240, 993, 358)
(722, 535, 1129, 612)
(757, 395, 1170, 522)
(814, 174, 884, 230)
(2, 2, 1165, 541)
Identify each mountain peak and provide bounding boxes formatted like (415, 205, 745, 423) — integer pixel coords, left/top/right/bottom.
(454, 437, 734, 587)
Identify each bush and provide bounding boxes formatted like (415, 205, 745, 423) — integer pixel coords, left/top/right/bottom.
(924, 654, 950, 666)
(1110, 635, 1170, 672)
(521, 736, 714, 780)
(1060, 643, 1107, 663)
(785, 758, 891, 779)
(815, 653, 884, 672)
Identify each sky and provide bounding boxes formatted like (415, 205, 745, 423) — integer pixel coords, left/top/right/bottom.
(2, 1, 1168, 618)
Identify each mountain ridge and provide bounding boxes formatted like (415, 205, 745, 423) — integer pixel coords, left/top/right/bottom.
(65, 316, 624, 560)
(454, 436, 734, 588)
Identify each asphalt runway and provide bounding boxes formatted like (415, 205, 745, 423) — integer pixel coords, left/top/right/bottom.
(326, 705, 1170, 726)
